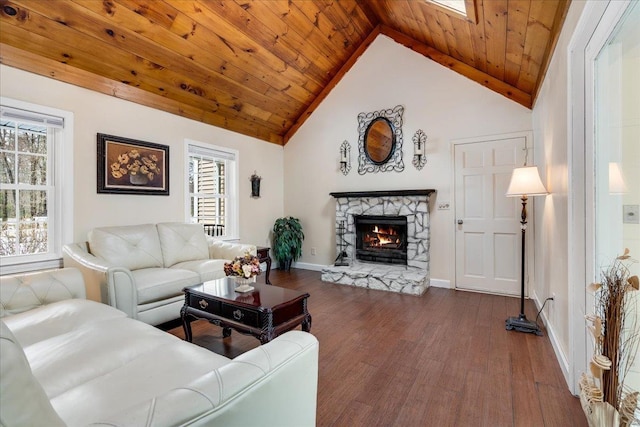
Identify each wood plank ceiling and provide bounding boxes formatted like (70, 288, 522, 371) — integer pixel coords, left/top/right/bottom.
(0, 0, 570, 145)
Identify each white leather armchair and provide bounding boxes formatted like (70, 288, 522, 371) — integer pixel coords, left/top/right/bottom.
(63, 222, 256, 325)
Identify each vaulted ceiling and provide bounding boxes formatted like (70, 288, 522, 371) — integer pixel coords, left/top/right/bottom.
(0, 0, 570, 145)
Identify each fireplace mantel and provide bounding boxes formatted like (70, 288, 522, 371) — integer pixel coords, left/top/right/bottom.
(330, 189, 436, 198)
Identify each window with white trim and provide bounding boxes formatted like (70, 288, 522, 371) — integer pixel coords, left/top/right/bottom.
(0, 99, 73, 272)
(186, 141, 238, 239)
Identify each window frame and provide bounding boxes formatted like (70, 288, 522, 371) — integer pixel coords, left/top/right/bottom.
(0, 97, 74, 273)
(184, 139, 239, 240)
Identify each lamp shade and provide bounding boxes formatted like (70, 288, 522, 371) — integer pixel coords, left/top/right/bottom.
(506, 166, 548, 197)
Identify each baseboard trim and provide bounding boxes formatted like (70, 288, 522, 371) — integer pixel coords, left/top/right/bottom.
(289, 262, 326, 272)
(532, 290, 572, 392)
(429, 278, 451, 289)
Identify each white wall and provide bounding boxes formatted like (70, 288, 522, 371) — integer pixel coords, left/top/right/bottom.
(0, 65, 284, 247)
(284, 35, 532, 283)
(531, 0, 588, 388)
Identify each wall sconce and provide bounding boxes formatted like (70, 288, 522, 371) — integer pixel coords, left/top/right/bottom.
(412, 129, 427, 170)
(339, 140, 351, 175)
(250, 171, 261, 198)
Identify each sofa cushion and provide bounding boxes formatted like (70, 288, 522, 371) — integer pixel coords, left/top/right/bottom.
(132, 268, 200, 304)
(0, 268, 86, 318)
(157, 222, 209, 267)
(3, 299, 126, 348)
(171, 259, 227, 282)
(0, 320, 66, 426)
(89, 224, 164, 270)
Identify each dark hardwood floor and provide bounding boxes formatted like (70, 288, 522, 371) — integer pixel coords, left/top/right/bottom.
(166, 269, 587, 426)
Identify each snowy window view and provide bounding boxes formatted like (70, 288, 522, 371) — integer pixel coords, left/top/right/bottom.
(0, 120, 51, 257)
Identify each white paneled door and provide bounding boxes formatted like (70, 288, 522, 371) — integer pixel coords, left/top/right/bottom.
(454, 135, 527, 295)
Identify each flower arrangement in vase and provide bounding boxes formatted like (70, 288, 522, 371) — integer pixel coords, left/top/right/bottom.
(580, 249, 639, 426)
(110, 149, 161, 185)
(224, 252, 261, 293)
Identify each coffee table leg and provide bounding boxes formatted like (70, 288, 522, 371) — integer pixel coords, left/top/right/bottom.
(222, 326, 232, 338)
(181, 306, 193, 342)
(265, 255, 272, 285)
(259, 329, 275, 344)
(302, 313, 312, 332)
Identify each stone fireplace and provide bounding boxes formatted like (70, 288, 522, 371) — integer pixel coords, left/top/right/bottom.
(321, 189, 435, 295)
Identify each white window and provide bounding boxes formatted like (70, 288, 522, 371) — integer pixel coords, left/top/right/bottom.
(185, 140, 238, 240)
(0, 98, 73, 273)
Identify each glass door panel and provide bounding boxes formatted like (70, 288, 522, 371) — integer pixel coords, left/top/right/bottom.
(594, 0, 639, 402)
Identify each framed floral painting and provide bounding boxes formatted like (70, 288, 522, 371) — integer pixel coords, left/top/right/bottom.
(97, 134, 169, 195)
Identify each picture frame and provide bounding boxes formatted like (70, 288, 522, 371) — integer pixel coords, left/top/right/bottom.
(97, 133, 169, 195)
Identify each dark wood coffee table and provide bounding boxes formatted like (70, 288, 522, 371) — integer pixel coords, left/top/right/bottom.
(181, 278, 311, 344)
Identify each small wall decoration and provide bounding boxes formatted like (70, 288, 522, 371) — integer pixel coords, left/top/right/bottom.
(339, 140, 351, 175)
(412, 129, 427, 170)
(97, 133, 169, 195)
(250, 171, 262, 198)
(357, 105, 404, 175)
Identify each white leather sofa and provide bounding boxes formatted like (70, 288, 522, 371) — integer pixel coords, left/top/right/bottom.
(0, 268, 319, 427)
(63, 223, 256, 326)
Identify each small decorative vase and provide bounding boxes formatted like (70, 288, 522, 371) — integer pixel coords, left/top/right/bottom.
(234, 276, 255, 293)
(129, 173, 149, 185)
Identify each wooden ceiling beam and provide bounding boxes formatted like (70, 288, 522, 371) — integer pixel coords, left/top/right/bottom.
(283, 25, 382, 144)
(380, 25, 532, 108)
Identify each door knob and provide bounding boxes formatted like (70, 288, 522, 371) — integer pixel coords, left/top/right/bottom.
(457, 220, 463, 225)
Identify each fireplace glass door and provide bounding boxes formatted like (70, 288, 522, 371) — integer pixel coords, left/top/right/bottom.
(354, 215, 408, 265)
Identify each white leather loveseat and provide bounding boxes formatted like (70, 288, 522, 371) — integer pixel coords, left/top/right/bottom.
(63, 223, 255, 325)
(0, 268, 319, 426)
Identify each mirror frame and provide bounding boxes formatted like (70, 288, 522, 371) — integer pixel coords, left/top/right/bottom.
(357, 105, 405, 175)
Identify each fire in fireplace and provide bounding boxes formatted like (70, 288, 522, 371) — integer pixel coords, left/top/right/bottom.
(354, 215, 408, 265)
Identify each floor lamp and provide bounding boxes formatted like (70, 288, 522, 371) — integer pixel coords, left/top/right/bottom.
(505, 166, 548, 336)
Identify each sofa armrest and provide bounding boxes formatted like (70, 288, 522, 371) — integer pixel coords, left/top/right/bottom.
(0, 268, 86, 318)
(207, 238, 257, 260)
(63, 244, 138, 319)
(89, 331, 319, 427)
(63, 243, 111, 303)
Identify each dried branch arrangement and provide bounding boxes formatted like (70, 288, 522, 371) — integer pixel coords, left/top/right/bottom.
(580, 249, 639, 426)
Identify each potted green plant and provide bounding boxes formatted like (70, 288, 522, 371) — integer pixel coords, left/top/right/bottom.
(272, 217, 304, 271)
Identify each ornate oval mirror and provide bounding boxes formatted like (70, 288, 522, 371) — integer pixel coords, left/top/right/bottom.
(364, 117, 395, 165)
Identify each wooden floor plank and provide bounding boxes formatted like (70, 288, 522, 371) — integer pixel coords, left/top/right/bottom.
(537, 382, 585, 426)
(455, 370, 487, 425)
(164, 269, 587, 426)
(512, 378, 546, 426)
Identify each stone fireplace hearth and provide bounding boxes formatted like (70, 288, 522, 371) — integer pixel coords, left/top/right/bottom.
(322, 189, 435, 295)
